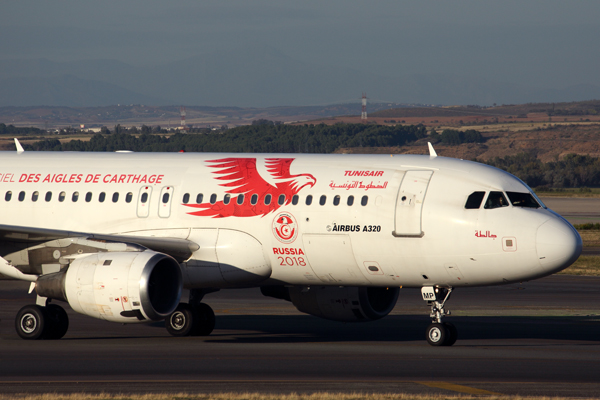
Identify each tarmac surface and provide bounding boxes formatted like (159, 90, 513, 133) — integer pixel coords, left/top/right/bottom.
(1, 197, 599, 397)
(541, 196, 600, 225)
(1, 276, 600, 398)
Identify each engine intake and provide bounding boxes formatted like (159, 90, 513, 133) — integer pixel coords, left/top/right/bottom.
(36, 250, 182, 322)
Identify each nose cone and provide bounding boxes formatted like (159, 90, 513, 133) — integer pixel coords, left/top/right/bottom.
(536, 218, 582, 273)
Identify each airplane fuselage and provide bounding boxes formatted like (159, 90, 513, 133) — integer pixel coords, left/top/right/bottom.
(0, 151, 581, 291)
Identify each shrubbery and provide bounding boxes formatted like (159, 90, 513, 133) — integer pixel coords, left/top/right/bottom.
(486, 153, 600, 188)
(27, 123, 429, 153)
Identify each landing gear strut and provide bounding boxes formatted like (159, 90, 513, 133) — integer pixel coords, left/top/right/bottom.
(421, 286, 457, 346)
(15, 302, 69, 340)
(166, 289, 216, 337)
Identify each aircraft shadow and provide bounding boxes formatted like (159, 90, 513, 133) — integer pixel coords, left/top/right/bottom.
(203, 314, 600, 344)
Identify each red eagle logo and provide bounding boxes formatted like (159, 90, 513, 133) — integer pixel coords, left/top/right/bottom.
(185, 158, 316, 218)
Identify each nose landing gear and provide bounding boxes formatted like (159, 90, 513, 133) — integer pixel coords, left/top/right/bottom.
(421, 286, 457, 346)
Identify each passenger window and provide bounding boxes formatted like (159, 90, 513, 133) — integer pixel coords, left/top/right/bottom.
(99, 192, 106, 203)
(32, 191, 39, 202)
(112, 193, 119, 203)
(45, 191, 52, 202)
(196, 193, 204, 204)
(125, 192, 133, 203)
(140, 193, 148, 203)
(264, 194, 272, 205)
(306, 195, 313, 205)
(182, 193, 190, 204)
(18, 191, 25, 202)
(484, 191, 509, 209)
(85, 192, 93, 202)
(237, 194, 245, 205)
(210, 194, 217, 204)
(72, 192, 79, 202)
(465, 191, 485, 209)
(361, 195, 368, 206)
(333, 195, 340, 206)
(223, 194, 231, 205)
(58, 191, 65, 202)
(319, 195, 326, 205)
(347, 195, 354, 206)
(162, 193, 170, 203)
(506, 192, 540, 208)
(5, 191, 11, 201)
(292, 195, 299, 205)
(278, 194, 285, 205)
(250, 194, 258, 205)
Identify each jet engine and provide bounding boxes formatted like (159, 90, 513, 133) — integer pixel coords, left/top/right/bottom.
(36, 250, 182, 323)
(262, 286, 399, 322)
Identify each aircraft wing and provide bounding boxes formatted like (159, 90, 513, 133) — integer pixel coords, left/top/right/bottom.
(0, 224, 199, 262)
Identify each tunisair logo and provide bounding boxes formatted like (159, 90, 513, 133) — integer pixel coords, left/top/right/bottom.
(185, 158, 316, 218)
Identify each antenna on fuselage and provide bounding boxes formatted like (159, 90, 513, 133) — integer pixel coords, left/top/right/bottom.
(14, 138, 24, 154)
(427, 142, 437, 158)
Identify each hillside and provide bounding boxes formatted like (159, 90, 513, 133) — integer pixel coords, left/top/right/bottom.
(2, 100, 600, 167)
(0, 103, 399, 130)
(336, 124, 600, 163)
(370, 100, 600, 119)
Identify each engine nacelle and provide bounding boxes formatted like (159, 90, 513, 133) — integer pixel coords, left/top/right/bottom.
(285, 286, 400, 322)
(36, 250, 182, 323)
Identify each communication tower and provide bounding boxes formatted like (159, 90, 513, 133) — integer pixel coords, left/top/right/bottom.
(180, 106, 187, 131)
(361, 93, 367, 121)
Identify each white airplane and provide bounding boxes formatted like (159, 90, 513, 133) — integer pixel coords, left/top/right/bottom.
(0, 142, 581, 346)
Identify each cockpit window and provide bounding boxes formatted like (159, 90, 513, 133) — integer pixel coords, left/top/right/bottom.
(465, 191, 485, 209)
(484, 191, 509, 209)
(506, 192, 541, 208)
(514, 177, 547, 209)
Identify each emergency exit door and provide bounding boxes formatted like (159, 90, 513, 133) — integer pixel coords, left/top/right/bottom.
(393, 170, 433, 237)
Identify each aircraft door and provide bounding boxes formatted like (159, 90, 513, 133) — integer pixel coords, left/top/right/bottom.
(136, 186, 152, 218)
(393, 170, 433, 237)
(158, 186, 174, 218)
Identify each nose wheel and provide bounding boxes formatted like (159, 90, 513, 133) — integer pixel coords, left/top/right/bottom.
(421, 287, 457, 346)
(426, 322, 457, 346)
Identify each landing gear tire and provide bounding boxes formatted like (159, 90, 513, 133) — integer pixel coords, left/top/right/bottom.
(166, 303, 195, 337)
(191, 303, 215, 336)
(44, 304, 69, 340)
(444, 322, 458, 346)
(426, 323, 447, 346)
(425, 322, 457, 346)
(166, 303, 215, 337)
(15, 305, 46, 340)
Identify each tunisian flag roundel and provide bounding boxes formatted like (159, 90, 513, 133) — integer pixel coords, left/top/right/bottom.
(184, 158, 316, 218)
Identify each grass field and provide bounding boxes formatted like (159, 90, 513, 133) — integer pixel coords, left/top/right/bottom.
(0, 393, 597, 400)
(535, 188, 600, 198)
(576, 230, 600, 247)
(557, 229, 600, 276)
(559, 256, 600, 276)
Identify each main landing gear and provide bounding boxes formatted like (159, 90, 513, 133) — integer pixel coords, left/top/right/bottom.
(166, 289, 216, 337)
(15, 302, 69, 340)
(421, 286, 457, 346)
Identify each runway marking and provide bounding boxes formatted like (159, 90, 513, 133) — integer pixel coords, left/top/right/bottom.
(416, 381, 502, 395)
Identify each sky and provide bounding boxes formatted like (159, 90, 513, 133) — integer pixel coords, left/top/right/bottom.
(2, 1, 600, 106)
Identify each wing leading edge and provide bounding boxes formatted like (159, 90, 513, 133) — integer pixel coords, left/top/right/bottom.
(0, 224, 199, 262)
